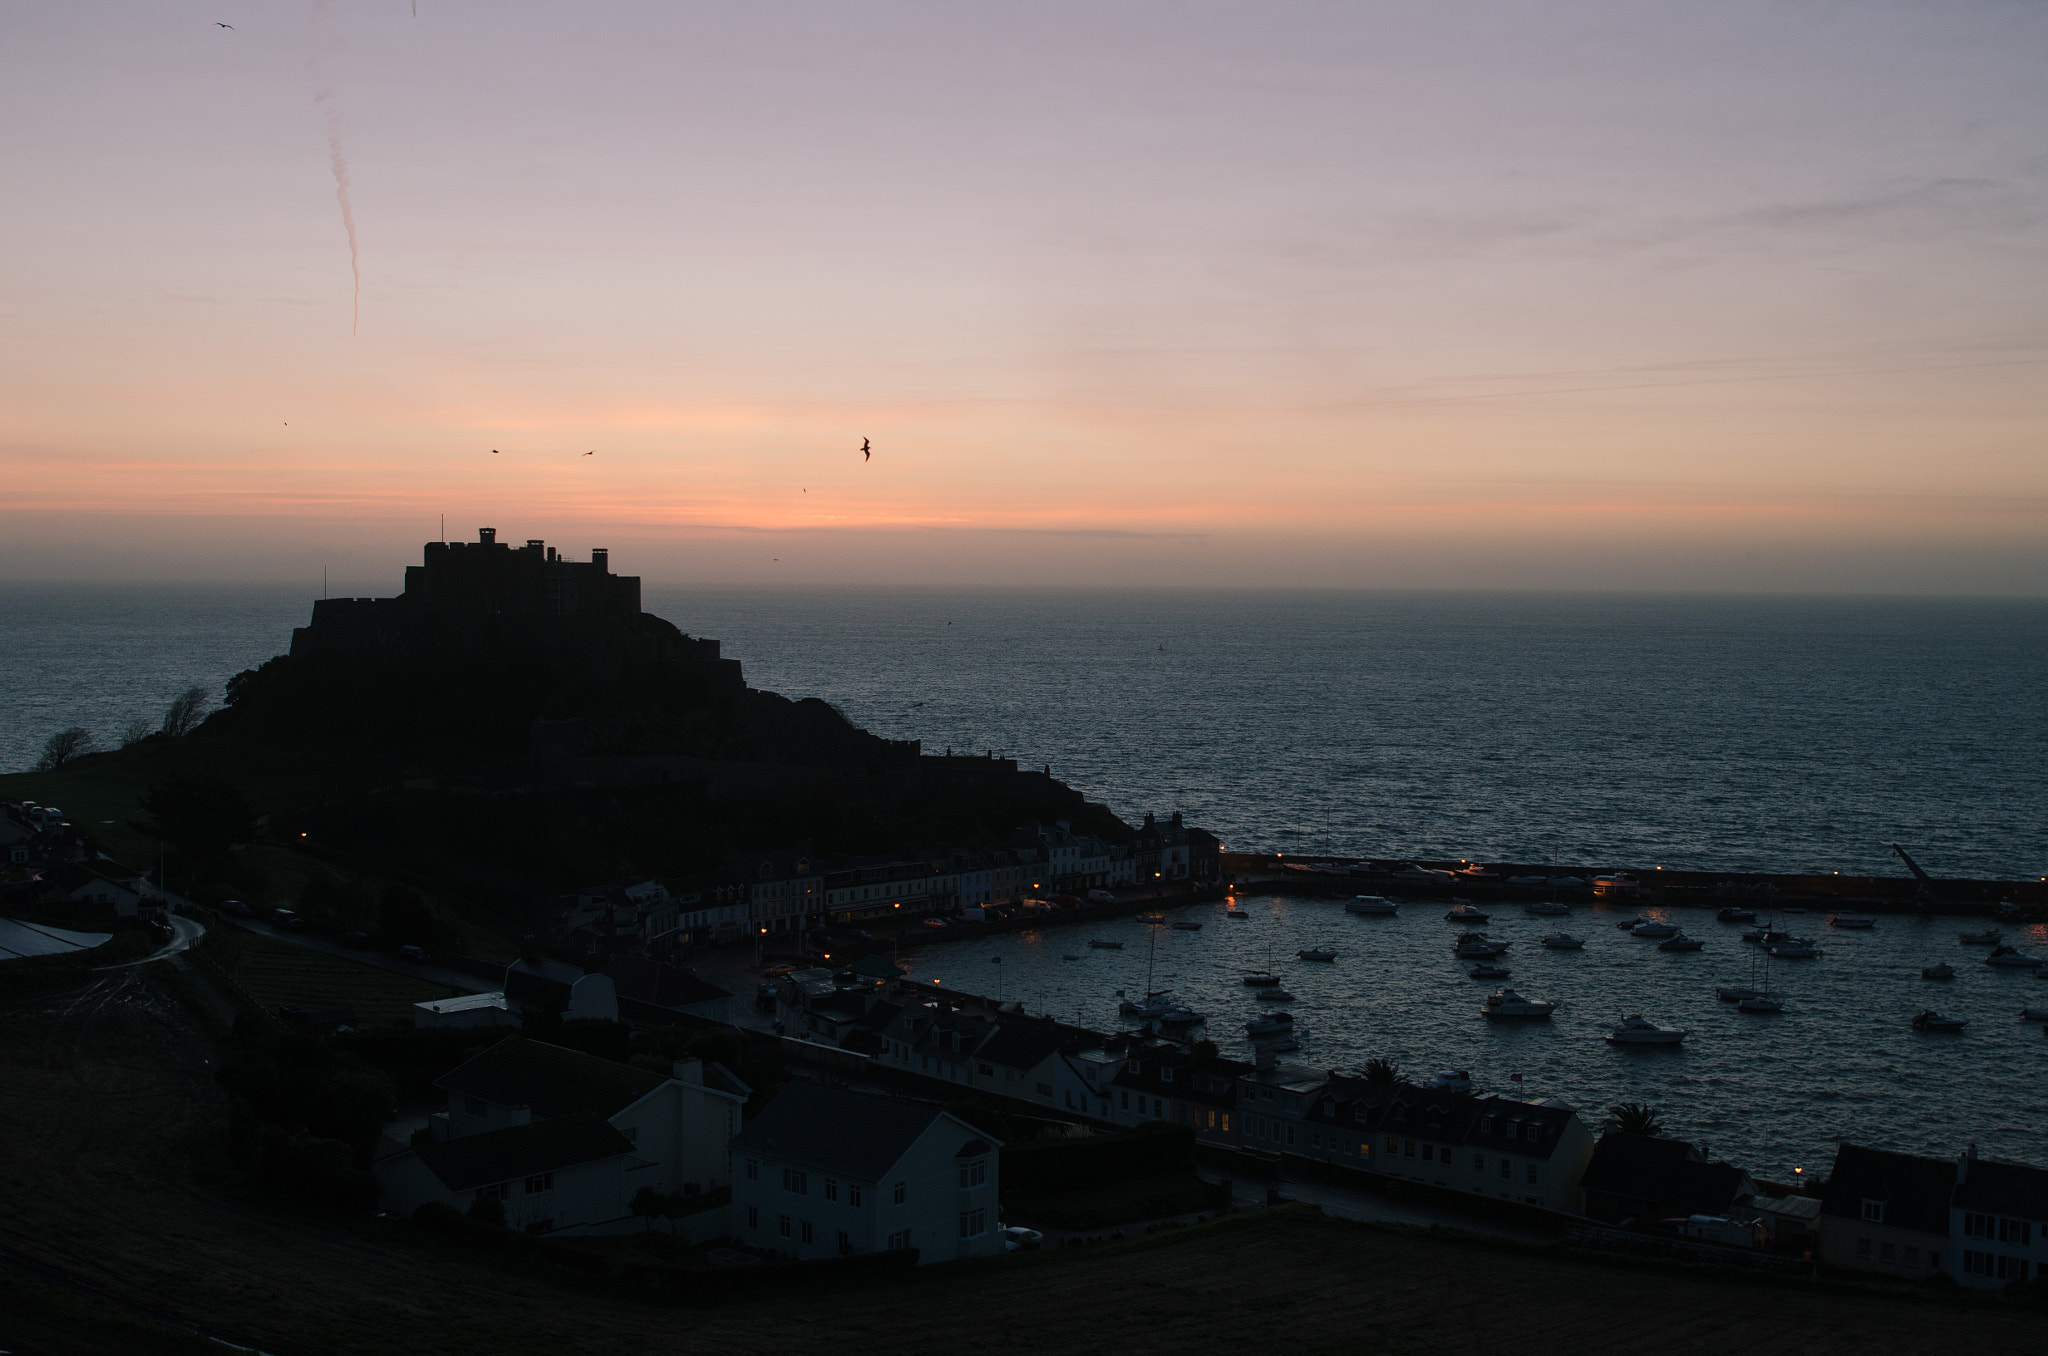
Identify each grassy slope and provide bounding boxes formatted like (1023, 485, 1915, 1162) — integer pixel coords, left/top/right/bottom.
(202, 928, 460, 1025)
(2, 974, 2041, 1356)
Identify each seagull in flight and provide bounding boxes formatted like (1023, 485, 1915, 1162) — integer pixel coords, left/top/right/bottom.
(861, 437, 871, 462)
(491, 449, 499, 454)
(584, 450, 595, 456)
(216, 21, 233, 27)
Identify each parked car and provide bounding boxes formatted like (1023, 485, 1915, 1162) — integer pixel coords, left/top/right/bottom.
(922, 918, 950, 929)
(220, 899, 253, 919)
(397, 944, 429, 962)
(1001, 1226, 1043, 1251)
(1086, 889, 1115, 904)
(270, 909, 305, 930)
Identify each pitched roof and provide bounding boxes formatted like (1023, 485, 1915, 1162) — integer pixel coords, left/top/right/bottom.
(1582, 1133, 1754, 1215)
(733, 1082, 991, 1181)
(977, 1022, 1065, 1071)
(606, 955, 732, 1008)
(413, 1111, 633, 1192)
(1952, 1153, 2048, 1221)
(1821, 1144, 1956, 1236)
(437, 1036, 666, 1119)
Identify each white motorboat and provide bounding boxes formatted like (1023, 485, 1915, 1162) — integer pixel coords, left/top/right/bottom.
(1736, 995, 1784, 1014)
(1959, 929, 2002, 946)
(1244, 1011, 1295, 1037)
(1445, 904, 1490, 923)
(1767, 939, 1820, 959)
(1255, 988, 1295, 1002)
(1540, 932, 1585, 950)
(1523, 900, 1571, 917)
(1427, 1069, 1473, 1092)
(1297, 947, 1338, 962)
(1658, 932, 1705, 952)
(1467, 961, 1512, 979)
(1481, 988, 1556, 1020)
(1345, 895, 1398, 916)
(1241, 969, 1283, 987)
(1716, 907, 1757, 923)
(1911, 1010, 1965, 1033)
(2018, 1007, 2048, 1023)
(1984, 946, 2044, 969)
(1830, 914, 1877, 929)
(1631, 920, 1680, 939)
(1156, 1007, 1205, 1029)
(1616, 915, 1655, 931)
(1922, 962, 1955, 980)
(1607, 1014, 1687, 1045)
(1452, 934, 1510, 959)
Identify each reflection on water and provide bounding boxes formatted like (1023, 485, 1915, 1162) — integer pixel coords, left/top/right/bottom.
(907, 894, 2048, 1178)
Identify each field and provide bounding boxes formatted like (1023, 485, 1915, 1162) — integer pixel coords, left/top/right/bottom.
(0, 970, 2041, 1356)
(202, 926, 460, 1026)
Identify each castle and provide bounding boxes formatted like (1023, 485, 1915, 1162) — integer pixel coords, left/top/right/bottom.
(290, 528, 728, 676)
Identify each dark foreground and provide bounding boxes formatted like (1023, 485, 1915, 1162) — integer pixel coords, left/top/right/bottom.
(1, 969, 2039, 1356)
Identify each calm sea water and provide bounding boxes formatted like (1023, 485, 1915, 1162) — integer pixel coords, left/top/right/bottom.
(4, 587, 2044, 879)
(904, 897, 2048, 1177)
(5, 583, 2044, 1166)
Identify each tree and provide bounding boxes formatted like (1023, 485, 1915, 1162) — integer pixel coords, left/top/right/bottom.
(631, 1185, 665, 1231)
(34, 726, 96, 772)
(139, 776, 258, 873)
(467, 1191, 506, 1228)
(1609, 1102, 1663, 1136)
(160, 686, 211, 737)
(120, 717, 156, 748)
(1362, 1057, 1401, 1085)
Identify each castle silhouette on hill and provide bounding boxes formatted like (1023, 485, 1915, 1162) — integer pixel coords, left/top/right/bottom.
(291, 527, 728, 677)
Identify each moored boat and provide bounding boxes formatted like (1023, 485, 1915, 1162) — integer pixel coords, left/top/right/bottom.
(1245, 1011, 1295, 1038)
(1297, 947, 1338, 962)
(1540, 932, 1585, 950)
(1631, 920, 1679, 939)
(1225, 908, 1250, 919)
(1481, 987, 1556, 1020)
(1607, 1014, 1687, 1045)
(2018, 1006, 2048, 1022)
(1119, 990, 1175, 1018)
(1830, 914, 1877, 929)
(1984, 946, 2045, 969)
(1467, 961, 1512, 979)
(1716, 907, 1757, 924)
(1959, 929, 2001, 946)
(1452, 934, 1510, 958)
(1088, 939, 1124, 950)
(1767, 940, 1819, 959)
(1255, 988, 1295, 1002)
(1736, 995, 1784, 1014)
(1345, 895, 1399, 916)
(1241, 969, 1283, 987)
(1921, 962, 1954, 980)
(1716, 985, 1762, 1002)
(1911, 1010, 1965, 1032)
(1445, 904, 1490, 923)
(1658, 931, 1705, 952)
(1171, 920, 1203, 930)
(1524, 900, 1571, 917)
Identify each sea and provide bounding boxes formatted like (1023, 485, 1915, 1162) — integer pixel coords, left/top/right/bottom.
(4, 584, 2045, 1170)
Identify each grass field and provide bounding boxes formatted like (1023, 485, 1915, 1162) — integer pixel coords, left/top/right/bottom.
(203, 927, 460, 1026)
(1, 973, 2041, 1356)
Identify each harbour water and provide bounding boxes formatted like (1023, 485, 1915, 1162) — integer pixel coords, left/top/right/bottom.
(903, 894, 2048, 1178)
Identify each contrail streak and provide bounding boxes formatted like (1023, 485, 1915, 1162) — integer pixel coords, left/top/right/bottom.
(315, 89, 360, 334)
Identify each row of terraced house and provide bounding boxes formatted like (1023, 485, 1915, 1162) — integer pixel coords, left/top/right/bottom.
(547, 813, 1214, 956)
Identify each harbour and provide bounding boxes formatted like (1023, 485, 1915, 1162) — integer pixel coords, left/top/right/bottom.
(898, 888, 2048, 1181)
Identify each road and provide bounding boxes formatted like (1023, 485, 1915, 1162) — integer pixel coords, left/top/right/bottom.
(99, 912, 206, 969)
(224, 917, 496, 994)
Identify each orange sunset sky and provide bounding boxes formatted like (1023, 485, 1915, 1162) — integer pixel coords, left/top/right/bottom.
(4, 2, 2045, 592)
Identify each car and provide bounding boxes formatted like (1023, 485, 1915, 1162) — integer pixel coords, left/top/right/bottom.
(1001, 1226, 1043, 1252)
(220, 899, 253, 919)
(271, 909, 305, 930)
(922, 918, 949, 929)
(397, 944, 429, 962)
(1086, 889, 1115, 904)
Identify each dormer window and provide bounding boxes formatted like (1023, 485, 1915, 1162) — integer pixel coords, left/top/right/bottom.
(1862, 1199, 1885, 1223)
(1479, 1117, 1492, 1133)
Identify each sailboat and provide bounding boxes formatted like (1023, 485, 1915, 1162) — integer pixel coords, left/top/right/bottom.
(1119, 926, 1173, 1018)
(1738, 945, 1784, 1013)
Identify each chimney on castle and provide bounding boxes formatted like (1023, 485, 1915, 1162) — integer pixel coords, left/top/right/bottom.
(592, 548, 608, 572)
(479, 527, 496, 545)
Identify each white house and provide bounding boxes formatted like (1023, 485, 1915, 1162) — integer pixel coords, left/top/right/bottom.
(1951, 1145, 2047, 1288)
(377, 1036, 747, 1236)
(504, 957, 618, 1022)
(732, 1081, 1003, 1264)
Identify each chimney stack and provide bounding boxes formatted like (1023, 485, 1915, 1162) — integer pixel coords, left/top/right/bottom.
(1958, 1143, 1976, 1182)
(592, 548, 608, 571)
(479, 527, 496, 545)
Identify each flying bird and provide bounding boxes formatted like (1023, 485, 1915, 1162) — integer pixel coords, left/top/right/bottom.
(491, 449, 499, 454)
(216, 22, 233, 28)
(861, 437, 871, 462)
(584, 450, 595, 456)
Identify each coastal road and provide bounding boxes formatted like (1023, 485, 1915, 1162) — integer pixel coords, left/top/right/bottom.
(100, 912, 206, 969)
(1203, 1164, 1555, 1244)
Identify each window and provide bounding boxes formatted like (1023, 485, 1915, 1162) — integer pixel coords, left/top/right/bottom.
(476, 1183, 508, 1201)
(1499, 1160, 1512, 1180)
(959, 1208, 987, 1238)
(1037, 1083, 1053, 1097)
(1387, 1136, 1400, 1155)
(1998, 1256, 2031, 1281)
(1220, 1113, 1230, 1133)
(978, 1063, 994, 1076)
(1421, 1144, 1434, 1162)
(1963, 1212, 1994, 1239)
(783, 1168, 809, 1194)
(801, 1221, 814, 1243)
(1999, 1219, 2034, 1246)
(1525, 1164, 1540, 1186)
(887, 1229, 911, 1251)
(1120, 1091, 1130, 1110)
(1285, 1125, 1296, 1147)
(1472, 1155, 1486, 1172)
(824, 1179, 838, 1202)
(1405, 1140, 1417, 1158)
(747, 1206, 758, 1228)
(1857, 1237, 1873, 1260)
(745, 1160, 759, 1181)
(1861, 1199, 1886, 1223)
(1360, 1141, 1371, 1157)
(838, 1229, 851, 1254)
(524, 1173, 553, 1194)
(893, 1181, 906, 1205)
(779, 1215, 793, 1238)
(623, 1125, 638, 1143)
(1478, 1117, 1492, 1134)
(849, 1185, 863, 1207)
(1962, 1249, 1993, 1277)
(960, 1158, 987, 1189)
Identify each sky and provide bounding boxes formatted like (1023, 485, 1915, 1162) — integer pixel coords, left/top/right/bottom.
(2, 1, 2045, 592)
